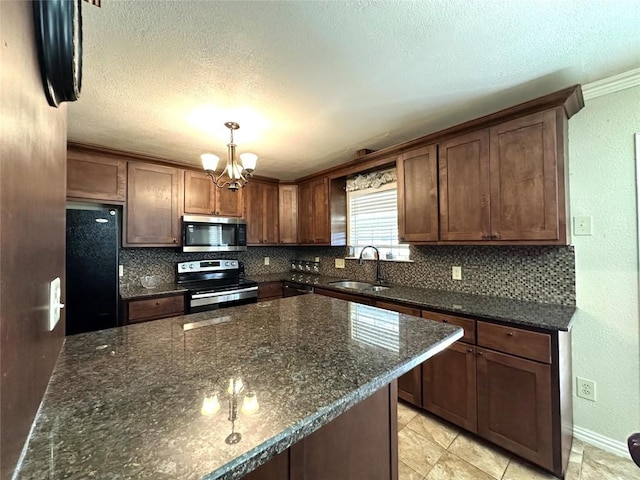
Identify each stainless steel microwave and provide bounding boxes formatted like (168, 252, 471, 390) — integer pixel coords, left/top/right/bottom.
(182, 215, 247, 252)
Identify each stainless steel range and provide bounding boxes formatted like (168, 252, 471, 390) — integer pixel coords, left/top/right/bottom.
(177, 259, 258, 313)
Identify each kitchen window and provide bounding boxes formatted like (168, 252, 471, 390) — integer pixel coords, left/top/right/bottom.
(347, 182, 410, 261)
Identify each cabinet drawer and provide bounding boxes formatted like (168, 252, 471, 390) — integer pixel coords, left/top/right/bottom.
(128, 295, 185, 323)
(258, 281, 284, 300)
(477, 322, 551, 364)
(422, 311, 476, 344)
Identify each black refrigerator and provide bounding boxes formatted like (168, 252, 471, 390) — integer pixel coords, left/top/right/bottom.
(66, 208, 120, 335)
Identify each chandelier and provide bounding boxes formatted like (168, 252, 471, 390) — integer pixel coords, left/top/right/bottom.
(201, 122, 258, 191)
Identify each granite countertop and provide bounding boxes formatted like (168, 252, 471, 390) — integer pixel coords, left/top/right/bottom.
(246, 272, 577, 331)
(16, 295, 462, 480)
(120, 282, 187, 299)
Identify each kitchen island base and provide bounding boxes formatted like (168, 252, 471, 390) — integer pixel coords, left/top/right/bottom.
(246, 382, 398, 480)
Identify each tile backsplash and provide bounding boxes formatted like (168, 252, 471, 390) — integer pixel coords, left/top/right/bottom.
(119, 246, 296, 286)
(120, 244, 575, 305)
(294, 245, 576, 305)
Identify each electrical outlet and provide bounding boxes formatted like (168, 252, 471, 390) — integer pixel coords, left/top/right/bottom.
(452, 266, 462, 281)
(574, 216, 592, 236)
(335, 258, 345, 269)
(119, 265, 124, 277)
(314, 257, 320, 262)
(576, 377, 596, 401)
(264, 257, 270, 266)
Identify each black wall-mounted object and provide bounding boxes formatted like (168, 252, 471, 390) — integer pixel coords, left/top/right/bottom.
(33, 0, 83, 107)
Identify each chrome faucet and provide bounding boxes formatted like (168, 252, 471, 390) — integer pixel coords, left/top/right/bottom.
(359, 245, 385, 285)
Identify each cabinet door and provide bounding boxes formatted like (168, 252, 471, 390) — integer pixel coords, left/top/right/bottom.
(245, 181, 264, 244)
(298, 180, 314, 244)
(397, 145, 438, 242)
(126, 162, 182, 246)
(263, 182, 280, 244)
(279, 184, 298, 244)
(489, 109, 561, 242)
(439, 130, 491, 241)
(215, 184, 243, 217)
(184, 170, 215, 215)
(312, 177, 330, 244)
(422, 342, 477, 432)
(67, 149, 126, 202)
(477, 348, 553, 471)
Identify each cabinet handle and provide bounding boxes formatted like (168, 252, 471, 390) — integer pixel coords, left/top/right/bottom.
(492, 233, 501, 239)
(155, 301, 160, 306)
(441, 319, 448, 323)
(506, 331, 513, 336)
(478, 351, 484, 356)
(481, 233, 490, 239)
(172, 238, 177, 243)
(467, 348, 473, 353)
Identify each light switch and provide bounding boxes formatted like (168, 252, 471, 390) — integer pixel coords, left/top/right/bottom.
(49, 277, 64, 331)
(119, 265, 124, 277)
(574, 216, 592, 236)
(264, 257, 270, 266)
(452, 266, 462, 281)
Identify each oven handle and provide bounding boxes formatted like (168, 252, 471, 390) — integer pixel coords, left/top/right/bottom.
(191, 286, 258, 299)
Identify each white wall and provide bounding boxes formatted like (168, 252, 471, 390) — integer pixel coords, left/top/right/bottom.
(568, 82, 640, 452)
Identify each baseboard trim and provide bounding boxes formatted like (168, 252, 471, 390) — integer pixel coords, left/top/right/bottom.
(582, 67, 640, 100)
(573, 425, 630, 458)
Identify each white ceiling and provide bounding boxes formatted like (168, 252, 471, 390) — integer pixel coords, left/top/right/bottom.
(69, 0, 640, 180)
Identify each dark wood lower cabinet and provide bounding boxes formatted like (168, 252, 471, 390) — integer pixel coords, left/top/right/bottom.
(476, 348, 553, 471)
(243, 382, 398, 480)
(397, 366, 422, 407)
(422, 342, 477, 432)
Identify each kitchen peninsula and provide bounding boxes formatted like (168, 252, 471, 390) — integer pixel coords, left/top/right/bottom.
(15, 295, 462, 479)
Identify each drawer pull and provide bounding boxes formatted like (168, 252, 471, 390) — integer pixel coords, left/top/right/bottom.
(478, 351, 484, 356)
(467, 348, 473, 353)
(155, 301, 160, 305)
(442, 319, 448, 323)
(506, 331, 513, 336)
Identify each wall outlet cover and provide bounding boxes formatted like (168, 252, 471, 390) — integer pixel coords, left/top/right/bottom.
(264, 257, 270, 266)
(573, 216, 593, 236)
(335, 258, 345, 269)
(119, 265, 124, 277)
(576, 377, 596, 401)
(49, 277, 63, 331)
(452, 266, 462, 281)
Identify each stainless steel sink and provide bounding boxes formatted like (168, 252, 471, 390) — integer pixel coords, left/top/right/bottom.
(329, 281, 391, 292)
(368, 285, 390, 292)
(328, 281, 374, 290)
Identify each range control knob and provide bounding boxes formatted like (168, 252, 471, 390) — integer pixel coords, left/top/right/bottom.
(225, 262, 230, 266)
(189, 264, 194, 269)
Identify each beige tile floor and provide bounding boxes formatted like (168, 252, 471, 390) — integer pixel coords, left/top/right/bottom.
(397, 402, 640, 480)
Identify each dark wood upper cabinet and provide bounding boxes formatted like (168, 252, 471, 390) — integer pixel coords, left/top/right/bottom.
(279, 184, 298, 244)
(298, 177, 331, 245)
(67, 147, 126, 202)
(245, 179, 279, 245)
(439, 130, 491, 241)
(125, 162, 182, 246)
(183, 170, 243, 217)
(397, 145, 438, 243)
(489, 109, 561, 242)
(439, 108, 568, 244)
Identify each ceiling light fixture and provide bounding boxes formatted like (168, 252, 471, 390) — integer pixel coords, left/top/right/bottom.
(201, 122, 258, 192)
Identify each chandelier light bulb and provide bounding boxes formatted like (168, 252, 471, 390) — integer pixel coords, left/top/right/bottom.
(201, 153, 219, 172)
(239, 153, 258, 172)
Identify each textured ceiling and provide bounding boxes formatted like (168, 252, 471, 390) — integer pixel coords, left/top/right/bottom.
(69, 0, 640, 180)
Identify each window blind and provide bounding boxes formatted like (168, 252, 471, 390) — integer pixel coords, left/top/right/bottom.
(348, 184, 410, 260)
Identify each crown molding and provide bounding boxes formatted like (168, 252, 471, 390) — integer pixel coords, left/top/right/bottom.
(582, 68, 640, 100)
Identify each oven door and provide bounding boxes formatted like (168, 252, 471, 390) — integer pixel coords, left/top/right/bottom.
(189, 286, 258, 313)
